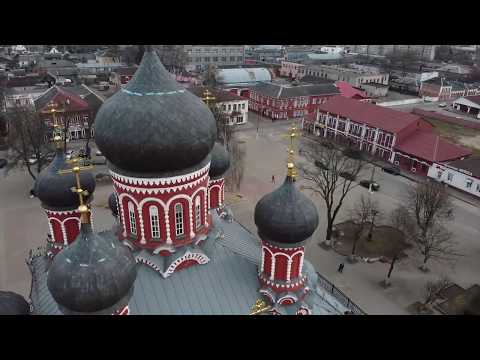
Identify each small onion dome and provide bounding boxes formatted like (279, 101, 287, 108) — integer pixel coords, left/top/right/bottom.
(108, 192, 119, 217)
(0, 291, 30, 315)
(209, 143, 230, 179)
(34, 148, 96, 211)
(254, 175, 319, 245)
(94, 48, 217, 174)
(47, 223, 137, 314)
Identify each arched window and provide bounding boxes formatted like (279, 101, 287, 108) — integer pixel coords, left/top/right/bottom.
(195, 196, 202, 229)
(149, 206, 160, 240)
(175, 203, 184, 236)
(128, 202, 136, 235)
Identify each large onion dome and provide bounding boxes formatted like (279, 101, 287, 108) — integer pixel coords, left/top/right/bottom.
(0, 291, 30, 315)
(108, 192, 119, 217)
(34, 148, 96, 210)
(209, 143, 230, 179)
(47, 219, 137, 314)
(254, 174, 319, 245)
(94, 47, 217, 175)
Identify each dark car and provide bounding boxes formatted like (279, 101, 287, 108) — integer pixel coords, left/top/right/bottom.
(0, 158, 7, 169)
(339, 171, 356, 181)
(382, 165, 401, 175)
(314, 160, 329, 170)
(360, 180, 380, 191)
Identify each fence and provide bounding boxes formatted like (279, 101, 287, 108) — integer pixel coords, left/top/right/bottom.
(316, 272, 367, 315)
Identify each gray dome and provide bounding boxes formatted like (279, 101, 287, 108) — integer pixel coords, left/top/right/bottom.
(254, 176, 319, 245)
(47, 224, 137, 314)
(0, 291, 30, 315)
(94, 49, 217, 175)
(34, 149, 96, 211)
(108, 192, 118, 217)
(209, 143, 230, 179)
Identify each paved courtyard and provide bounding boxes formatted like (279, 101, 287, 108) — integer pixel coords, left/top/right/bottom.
(1, 112, 479, 315)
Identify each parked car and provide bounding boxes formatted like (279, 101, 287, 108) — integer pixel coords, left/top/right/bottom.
(438, 103, 447, 108)
(96, 150, 102, 156)
(382, 165, 401, 175)
(65, 149, 75, 160)
(0, 158, 7, 169)
(314, 160, 329, 170)
(28, 157, 38, 165)
(339, 171, 356, 181)
(359, 180, 380, 191)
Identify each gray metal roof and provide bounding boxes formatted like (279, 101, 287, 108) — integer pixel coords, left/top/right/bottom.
(28, 212, 347, 315)
(216, 68, 272, 85)
(252, 82, 340, 98)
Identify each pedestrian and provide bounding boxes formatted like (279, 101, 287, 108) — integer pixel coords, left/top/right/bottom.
(272, 175, 275, 184)
(29, 189, 36, 199)
(338, 263, 344, 273)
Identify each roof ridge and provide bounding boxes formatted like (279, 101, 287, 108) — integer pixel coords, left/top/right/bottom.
(81, 83, 106, 103)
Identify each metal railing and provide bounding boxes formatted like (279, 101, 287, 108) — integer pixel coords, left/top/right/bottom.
(316, 272, 367, 315)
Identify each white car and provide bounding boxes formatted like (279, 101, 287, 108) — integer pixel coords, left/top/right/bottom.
(65, 150, 75, 160)
(96, 150, 102, 156)
(438, 103, 447, 108)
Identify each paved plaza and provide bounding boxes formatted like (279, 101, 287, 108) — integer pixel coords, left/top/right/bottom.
(1, 111, 479, 314)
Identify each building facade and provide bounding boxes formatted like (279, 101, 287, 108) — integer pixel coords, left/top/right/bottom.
(249, 82, 340, 120)
(452, 96, 480, 119)
(304, 96, 471, 176)
(345, 45, 437, 61)
(419, 77, 480, 101)
(184, 45, 245, 72)
(428, 157, 480, 198)
(280, 61, 306, 78)
(305, 64, 389, 88)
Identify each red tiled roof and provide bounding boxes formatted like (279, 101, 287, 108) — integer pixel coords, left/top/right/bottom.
(394, 130, 472, 162)
(335, 81, 368, 99)
(35, 86, 91, 113)
(317, 95, 422, 133)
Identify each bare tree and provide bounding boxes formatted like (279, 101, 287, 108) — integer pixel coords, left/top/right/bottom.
(393, 181, 461, 271)
(299, 140, 364, 247)
(5, 106, 54, 180)
(211, 104, 234, 150)
(423, 276, 451, 307)
(155, 45, 187, 73)
(226, 134, 246, 192)
(203, 64, 217, 87)
(348, 195, 379, 257)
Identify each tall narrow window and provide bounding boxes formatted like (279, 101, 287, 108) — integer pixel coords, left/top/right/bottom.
(175, 203, 184, 236)
(128, 202, 137, 235)
(195, 196, 202, 229)
(150, 206, 160, 240)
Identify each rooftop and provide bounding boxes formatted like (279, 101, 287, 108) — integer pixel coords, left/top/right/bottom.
(317, 95, 422, 133)
(446, 156, 480, 178)
(463, 95, 480, 106)
(335, 81, 369, 100)
(188, 86, 246, 102)
(394, 130, 472, 162)
(252, 82, 340, 98)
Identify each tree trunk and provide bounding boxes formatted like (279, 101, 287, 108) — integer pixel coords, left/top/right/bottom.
(420, 256, 428, 272)
(25, 162, 36, 180)
(325, 219, 333, 247)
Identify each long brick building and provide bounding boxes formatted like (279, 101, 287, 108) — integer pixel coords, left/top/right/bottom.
(303, 96, 471, 176)
(249, 82, 340, 120)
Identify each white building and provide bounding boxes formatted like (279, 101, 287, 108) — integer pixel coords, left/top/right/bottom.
(4, 85, 50, 110)
(427, 157, 480, 198)
(320, 46, 344, 55)
(452, 96, 480, 119)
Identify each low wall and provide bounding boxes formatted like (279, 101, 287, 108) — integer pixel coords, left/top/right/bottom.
(412, 108, 480, 130)
(377, 98, 424, 107)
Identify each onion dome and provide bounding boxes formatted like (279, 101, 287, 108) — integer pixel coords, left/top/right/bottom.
(47, 211, 137, 314)
(254, 173, 319, 245)
(209, 143, 230, 179)
(108, 192, 119, 217)
(34, 148, 96, 210)
(94, 47, 217, 174)
(0, 291, 30, 315)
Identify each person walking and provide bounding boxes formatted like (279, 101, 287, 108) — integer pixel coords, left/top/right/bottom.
(272, 175, 275, 184)
(338, 263, 344, 273)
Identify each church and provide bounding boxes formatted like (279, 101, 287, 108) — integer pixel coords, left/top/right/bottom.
(1, 47, 348, 315)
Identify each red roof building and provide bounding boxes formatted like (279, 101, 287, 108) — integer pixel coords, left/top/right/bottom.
(303, 96, 472, 176)
(335, 81, 370, 101)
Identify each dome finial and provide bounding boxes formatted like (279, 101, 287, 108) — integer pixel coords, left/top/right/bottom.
(284, 125, 299, 180)
(58, 158, 94, 223)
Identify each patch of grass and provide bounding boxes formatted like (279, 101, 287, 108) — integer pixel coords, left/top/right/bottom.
(334, 221, 410, 259)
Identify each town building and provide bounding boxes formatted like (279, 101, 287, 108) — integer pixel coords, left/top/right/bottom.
(184, 45, 245, 72)
(34, 59, 78, 79)
(419, 77, 480, 101)
(335, 81, 370, 101)
(188, 86, 248, 125)
(215, 67, 273, 97)
(4, 84, 51, 110)
(345, 45, 437, 61)
(18, 48, 352, 315)
(280, 61, 306, 78)
(245, 45, 284, 64)
(427, 157, 480, 198)
(452, 95, 480, 119)
(109, 66, 138, 88)
(359, 82, 389, 98)
(303, 96, 471, 176)
(249, 81, 340, 120)
(305, 64, 389, 88)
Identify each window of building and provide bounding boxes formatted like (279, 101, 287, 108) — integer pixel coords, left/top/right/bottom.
(204, 57, 210, 62)
(195, 57, 201, 62)
(195, 197, 201, 229)
(237, 116, 243, 124)
(175, 203, 184, 236)
(228, 104, 231, 111)
(447, 173, 453, 181)
(241, 103, 245, 110)
(466, 179, 473, 189)
(222, 104, 226, 111)
(213, 57, 218, 62)
(230, 56, 236, 62)
(237, 56, 243, 62)
(128, 202, 136, 235)
(476, 183, 480, 192)
(149, 206, 160, 240)
(221, 56, 227, 62)
(233, 104, 237, 111)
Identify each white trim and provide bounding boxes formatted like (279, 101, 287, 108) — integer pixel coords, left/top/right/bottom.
(163, 251, 210, 278)
(118, 193, 139, 238)
(62, 217, 81, 245)
(44, 209, 78, 216)
(277, 293, 298, 304)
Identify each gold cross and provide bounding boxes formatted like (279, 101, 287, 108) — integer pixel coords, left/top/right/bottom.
(249, 299, 272, 315)
(202, 88, 216, 107)
(58, 157, 94, 223)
